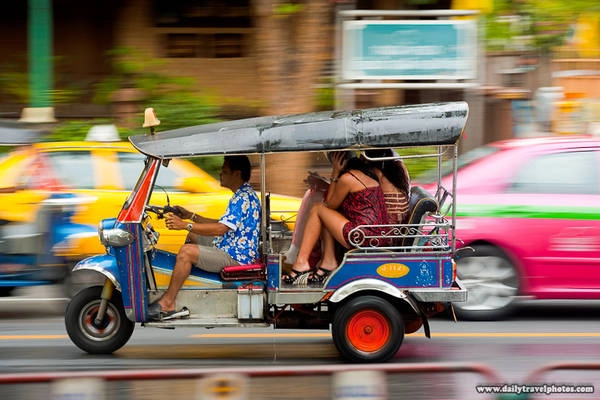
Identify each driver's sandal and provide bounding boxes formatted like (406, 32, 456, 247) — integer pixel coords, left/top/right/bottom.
(282, 268, 309, 285)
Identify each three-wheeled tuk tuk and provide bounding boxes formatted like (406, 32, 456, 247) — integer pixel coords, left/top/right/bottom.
(65, 102, 468, 363)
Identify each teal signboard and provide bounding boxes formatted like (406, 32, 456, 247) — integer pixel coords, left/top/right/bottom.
(342, 20, 477, 80)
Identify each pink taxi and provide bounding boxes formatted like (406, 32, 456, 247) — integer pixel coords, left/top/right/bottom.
(423, 136, 600, 320)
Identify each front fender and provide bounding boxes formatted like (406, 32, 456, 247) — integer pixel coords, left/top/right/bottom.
(72, 254, 121, 291)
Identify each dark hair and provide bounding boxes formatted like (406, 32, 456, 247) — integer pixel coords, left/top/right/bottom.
(341, 156, 379, 182)
(224, 155, 251, 182)
(326, 150, 355, 164)
(364, 149, 409, 194)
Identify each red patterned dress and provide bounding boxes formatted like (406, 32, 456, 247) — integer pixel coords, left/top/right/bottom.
(340, 172, 389, 247)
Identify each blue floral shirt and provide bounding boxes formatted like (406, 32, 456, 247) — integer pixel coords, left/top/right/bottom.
(213, 182, 261, 264)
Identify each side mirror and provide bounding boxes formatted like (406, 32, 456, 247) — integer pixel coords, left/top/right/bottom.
(178, 177, 205, 193)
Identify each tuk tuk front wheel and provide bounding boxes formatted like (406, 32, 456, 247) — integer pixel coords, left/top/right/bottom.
(65, 286, 134, 354)
(332, 295, 404, 363)
(0, 287, 15, 297)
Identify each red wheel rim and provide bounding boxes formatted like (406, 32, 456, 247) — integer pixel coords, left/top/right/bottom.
(346, 310, 390, 352)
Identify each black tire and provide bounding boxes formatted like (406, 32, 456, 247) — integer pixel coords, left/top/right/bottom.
(454, 244, 519, 321)
(332, 295, 404, 363)
(0, 287, 15, 297)
(65, 286, 135, 354)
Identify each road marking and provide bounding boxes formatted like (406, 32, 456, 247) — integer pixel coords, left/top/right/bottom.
(0, 298, 69, 302)
(428, 332, 600, 338)
(191, 332, 600, 339)
(3, 332, 600, 341)
(0, 334, 68, 340)
(191, 333, 332, 338)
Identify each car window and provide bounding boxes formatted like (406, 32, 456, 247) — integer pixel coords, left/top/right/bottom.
(116, 152, 147, 190)
(46, 151, 96, 189)
(509, 150, 599, 194)
(116, 151, 183, 191)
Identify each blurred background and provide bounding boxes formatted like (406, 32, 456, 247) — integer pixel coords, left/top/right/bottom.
(1, 0, 599, 194)
(1, 2, 600, 398)
(1, 0, 599, 289)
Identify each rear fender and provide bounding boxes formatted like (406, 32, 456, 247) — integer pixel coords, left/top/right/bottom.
(72, 254, 121, 291)
(328, 278, 408, 304)
(328, 278, 430, 337)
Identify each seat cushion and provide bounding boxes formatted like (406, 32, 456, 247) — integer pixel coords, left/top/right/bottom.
(220, 263, 265, 281)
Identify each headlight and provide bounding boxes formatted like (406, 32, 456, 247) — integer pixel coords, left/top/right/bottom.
(100, 228, 135, 247)
(98, 218, 118, 247)
(98, 221, 104, 242)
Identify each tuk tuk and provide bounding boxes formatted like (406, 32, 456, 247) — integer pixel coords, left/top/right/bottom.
(65, 102, 468, 363)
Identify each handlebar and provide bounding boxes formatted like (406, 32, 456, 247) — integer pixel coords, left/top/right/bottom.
(145, 205, 183, 219)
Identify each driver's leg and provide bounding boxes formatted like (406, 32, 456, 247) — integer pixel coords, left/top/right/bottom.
(158, 244, 199, 311)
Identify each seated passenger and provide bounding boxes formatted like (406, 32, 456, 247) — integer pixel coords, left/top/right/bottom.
(149, 155, 261, 321)
(364, 149, 410, 225)
(283, 151, 389, 286)
(283, 171, 329, 265)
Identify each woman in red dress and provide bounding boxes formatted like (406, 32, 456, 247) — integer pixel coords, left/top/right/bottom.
(283, 151, 389, 285)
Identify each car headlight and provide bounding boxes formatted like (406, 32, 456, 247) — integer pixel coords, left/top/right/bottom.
(100, 228, 135, 247)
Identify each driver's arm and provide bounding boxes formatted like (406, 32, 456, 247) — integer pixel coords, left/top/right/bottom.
(191, 213, 218, 224)
(189, 221, 229, 236)
(166, 213, 229, 236)
(172, 205, 218, 224)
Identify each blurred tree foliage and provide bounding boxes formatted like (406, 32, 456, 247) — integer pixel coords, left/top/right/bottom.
(397, 147, 439, 181)
(484, 0, 600, 54)
(51, 47, 225, 177)
(0, 59, 82, 104)
(45, 119, 129, 142)
(95, 47, 220, 130)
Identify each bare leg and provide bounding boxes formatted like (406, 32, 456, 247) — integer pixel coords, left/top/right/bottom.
(285, 189, 324, 263)
(319, 229, 339, 271)
(292, 203, 349, 272)
(292, 204, 323, 272)
(158, 244, 199, 311)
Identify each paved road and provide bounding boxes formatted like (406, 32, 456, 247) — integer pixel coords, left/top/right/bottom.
(0, 289, 599, 399)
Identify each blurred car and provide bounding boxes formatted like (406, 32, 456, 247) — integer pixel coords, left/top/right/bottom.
(421, 135, 600, 320)
(0, 139, 300, 294)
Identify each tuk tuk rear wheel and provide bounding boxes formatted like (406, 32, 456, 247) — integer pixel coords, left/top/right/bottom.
(65, 286, 134, 354)
(332, 295, 404, 363)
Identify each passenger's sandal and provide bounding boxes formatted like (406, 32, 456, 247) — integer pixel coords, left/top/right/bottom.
(282, 268, 310, 285)
(308, 267, 332, 285)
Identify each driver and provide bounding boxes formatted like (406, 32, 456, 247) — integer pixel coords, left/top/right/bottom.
(148, 155, 261, 321)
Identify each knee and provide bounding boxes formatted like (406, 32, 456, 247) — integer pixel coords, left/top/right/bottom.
(310, 202, 326, 216)
(177, 244, 197, 264)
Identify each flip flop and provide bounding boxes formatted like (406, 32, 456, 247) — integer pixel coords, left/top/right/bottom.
(161, 307, 190, 321)
(148, 302, 190, 321)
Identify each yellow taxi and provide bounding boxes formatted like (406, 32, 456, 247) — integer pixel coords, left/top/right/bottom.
(0, 140, 300, 261)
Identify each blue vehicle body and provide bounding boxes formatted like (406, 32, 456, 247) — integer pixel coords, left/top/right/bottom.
(0, 193, 96, 293)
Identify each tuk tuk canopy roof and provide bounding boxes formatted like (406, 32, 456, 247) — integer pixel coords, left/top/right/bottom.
(129, 102, 468, 158)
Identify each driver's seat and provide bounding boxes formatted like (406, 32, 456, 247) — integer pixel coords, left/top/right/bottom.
(220, 263, 264, 281)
